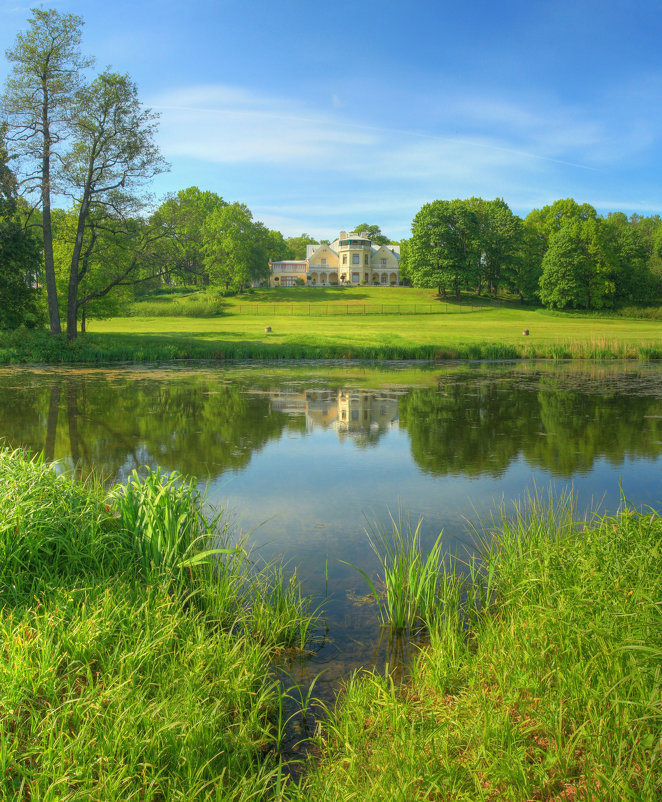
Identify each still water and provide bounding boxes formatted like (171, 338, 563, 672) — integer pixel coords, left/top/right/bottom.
(1, 360, 661, 696)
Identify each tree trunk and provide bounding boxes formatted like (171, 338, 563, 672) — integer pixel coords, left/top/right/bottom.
(67, 191, 91, 342)
(44, 383, 61, 462)
(41, 91, 61, 335)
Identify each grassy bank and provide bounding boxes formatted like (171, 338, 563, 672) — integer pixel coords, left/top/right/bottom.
(0, 448, 318, 800)
(2, 448, 660, 798)
(0, 288, 659, 363)
(291, 497, 662, 800)
(1, 313, 661, 365)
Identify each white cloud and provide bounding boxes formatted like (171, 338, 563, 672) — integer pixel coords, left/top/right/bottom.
(151, 82, 615, 178)
(151, 84, 377, 166)
(147, 82, 662, 233)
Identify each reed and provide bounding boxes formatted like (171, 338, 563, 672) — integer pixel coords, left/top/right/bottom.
(345, 513, 448, 630)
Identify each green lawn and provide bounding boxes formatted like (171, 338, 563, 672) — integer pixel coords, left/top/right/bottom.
(1, 288, 660, 363)
(93, 304, 662, 356)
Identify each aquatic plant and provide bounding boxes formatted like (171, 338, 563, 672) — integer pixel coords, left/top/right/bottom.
(113, 466, 238, 580)
(345, 513, 447, 630)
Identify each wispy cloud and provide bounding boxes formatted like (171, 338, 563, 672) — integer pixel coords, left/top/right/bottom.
(151, 82, 614, 178)
(147, 81, 662, 236)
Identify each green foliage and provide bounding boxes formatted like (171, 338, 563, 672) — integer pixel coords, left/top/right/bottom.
(150, 186, 227, 285)
(202, 202, 270, 291)
(352, 223, 391, 245)
(51, 207, 132, 325)
(605, 212, 656, 302)
(345, 514, 446, 630)
(0, 135, 42, 329)
(408, 198, 529, 300)
(285, 233, 318, 259)
(293, 498, 662, 800)
(539, 218, 617, 309)
(409, 199, 480, 297)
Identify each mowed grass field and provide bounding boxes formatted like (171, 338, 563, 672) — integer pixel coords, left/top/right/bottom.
(93, 288, 662, 357)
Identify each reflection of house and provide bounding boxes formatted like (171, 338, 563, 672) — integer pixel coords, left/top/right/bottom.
(268, 388, 400, 440)
(269, 231, 400, 288)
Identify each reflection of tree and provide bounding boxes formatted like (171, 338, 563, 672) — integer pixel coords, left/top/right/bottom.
(399, 382, 540, 477)
(0, 373, 302, 481)
(0, 374, 54, 455)
(399, 379, 662, 478)
(133, 382, 302, 477)
(0, 369, 660, 483)
(44, 384, 61, 462)
(525, 391, 662, 476)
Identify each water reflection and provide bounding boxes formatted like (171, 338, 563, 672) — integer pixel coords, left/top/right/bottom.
(1, 364, 660, 484)
(1, 361, 661, 725)
(270, 388, 400, 445)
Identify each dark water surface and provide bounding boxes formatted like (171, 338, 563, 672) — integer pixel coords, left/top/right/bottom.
(1, 360, 661, 711)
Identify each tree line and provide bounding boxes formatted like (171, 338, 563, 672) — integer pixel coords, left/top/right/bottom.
(402, 197, 662, 309)
(2, 9, 661, 340)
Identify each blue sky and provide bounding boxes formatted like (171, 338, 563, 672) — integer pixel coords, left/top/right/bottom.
(1, 0, 661, 240)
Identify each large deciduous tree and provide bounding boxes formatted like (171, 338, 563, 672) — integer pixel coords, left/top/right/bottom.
(60, 70, 167, 339)
(408, 199, 479, 298)
(150, 187, 227, 286)
(3, 8, 93, 334)
(468, 197, 523, 296)
(202, 203, 270, 291)
(539, 218, 617, 310)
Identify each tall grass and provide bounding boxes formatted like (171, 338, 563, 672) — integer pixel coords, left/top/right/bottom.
(114, 467, 238, 578)
(113, 465, 321, 650)
(345, 513, 447, 630)
(0, 448, 321, 799)
(128, 291, 225, 317)
(0, 449, 125, 604)
(291, 495, 662, 800)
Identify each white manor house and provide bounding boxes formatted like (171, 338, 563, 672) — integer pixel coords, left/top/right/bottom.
(269, 231, 401, 287)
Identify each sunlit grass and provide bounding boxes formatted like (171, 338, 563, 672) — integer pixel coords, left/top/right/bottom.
(1, 304, 660, 363)
(291, 495, 662, 800)
(0, 448, 320, 798)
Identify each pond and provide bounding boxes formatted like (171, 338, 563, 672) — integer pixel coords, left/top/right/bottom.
(1, 359, 661, 705)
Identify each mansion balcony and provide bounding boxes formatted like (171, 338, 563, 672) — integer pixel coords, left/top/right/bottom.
(338, 239, 372, 250)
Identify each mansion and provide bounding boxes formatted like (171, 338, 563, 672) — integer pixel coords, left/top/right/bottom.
(269, 231, 400, 287)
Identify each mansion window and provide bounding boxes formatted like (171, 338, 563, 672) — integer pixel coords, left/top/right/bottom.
(352, 254, 359, 264)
